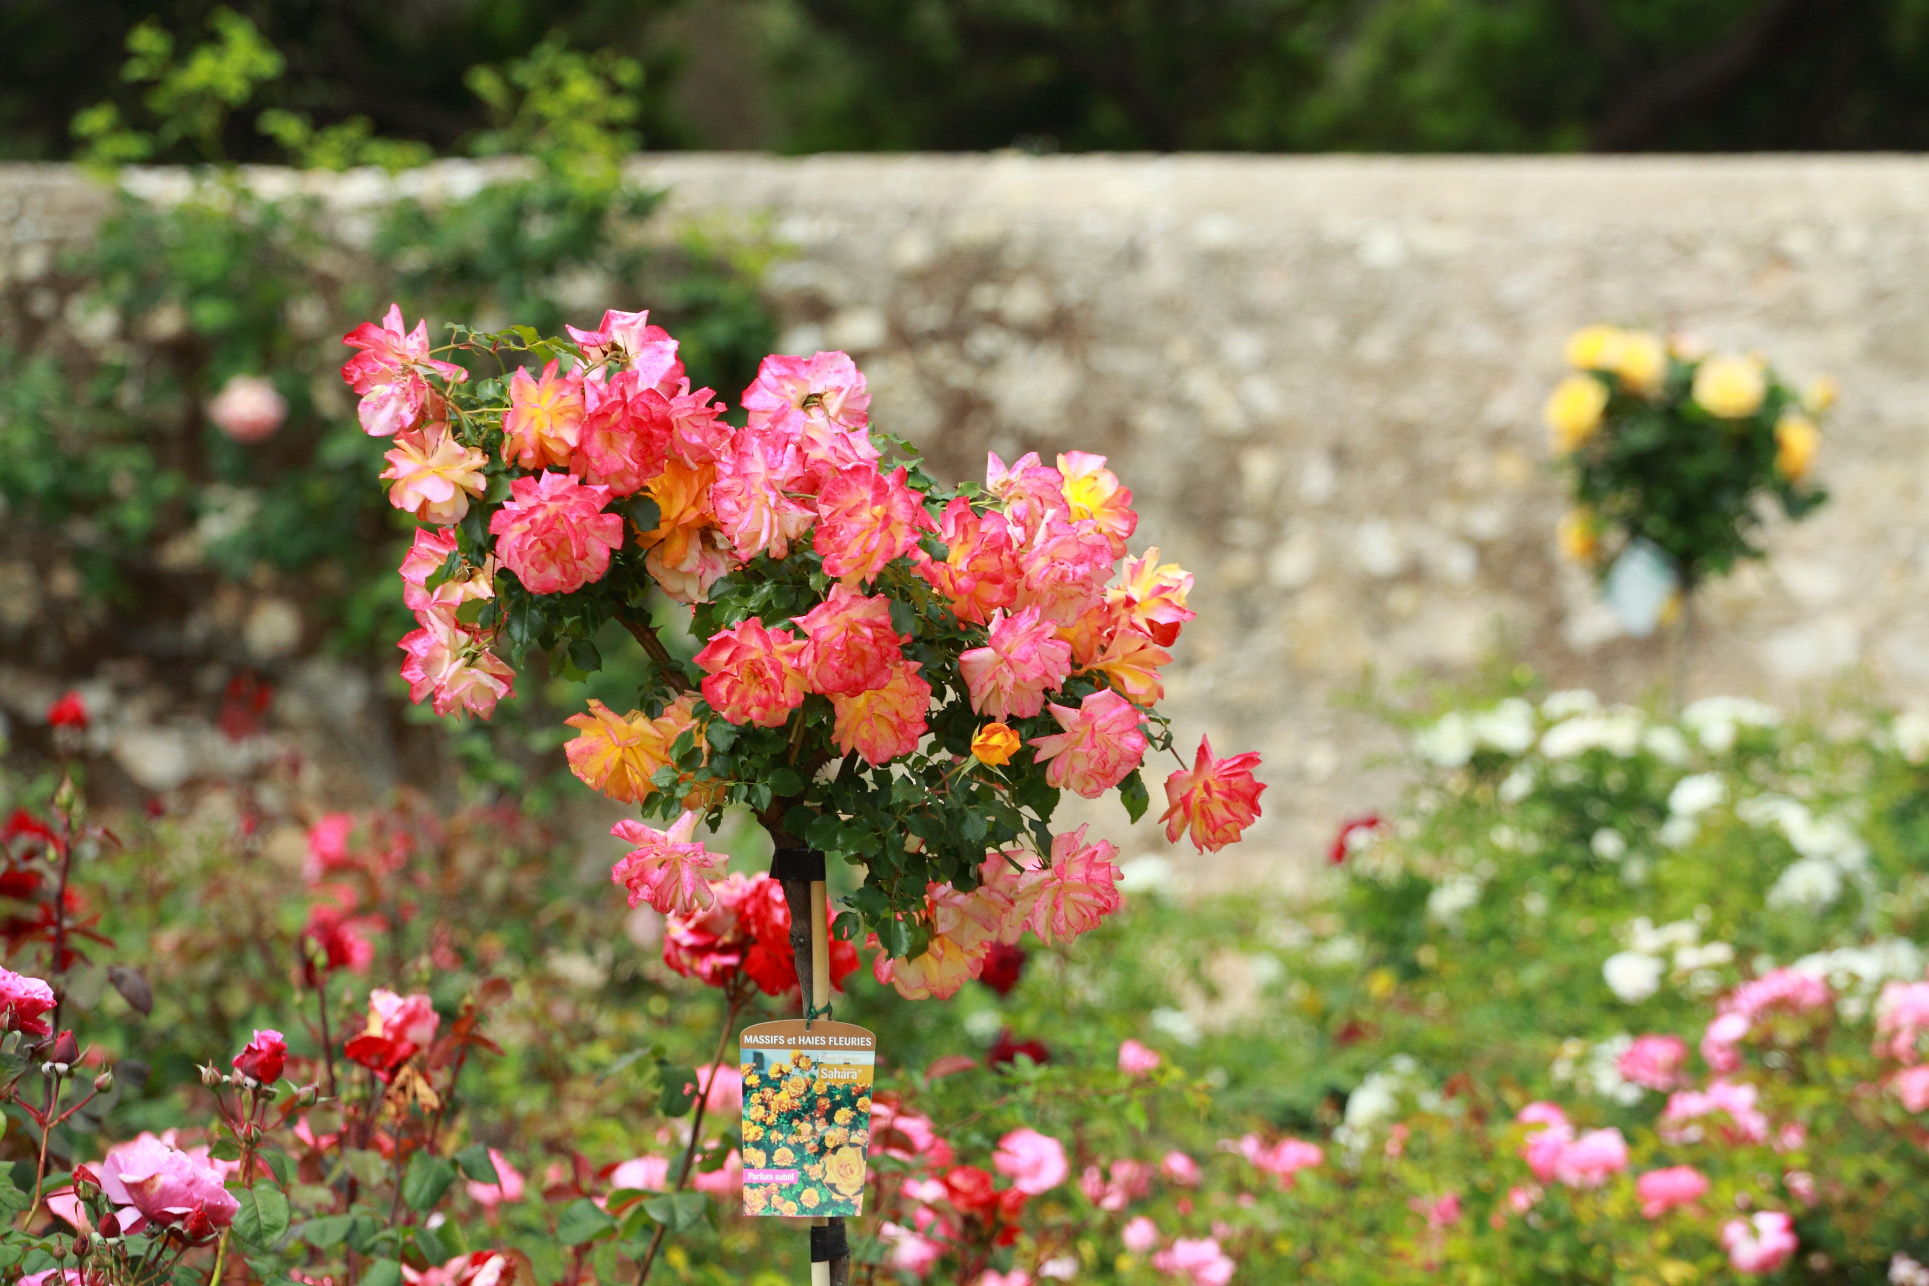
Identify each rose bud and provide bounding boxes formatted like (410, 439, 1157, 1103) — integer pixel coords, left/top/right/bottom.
(49, 1030, 78, 1065)
(93, 1069, 114, 1093)
(99, 1210, 121, 1239)
(231, 1029, 287, 1086)
(181, 1206, 215, 1242)
(295, 1083, 319, 1107)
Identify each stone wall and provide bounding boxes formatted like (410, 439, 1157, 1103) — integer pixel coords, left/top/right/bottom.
(8, 155, 1929, 888)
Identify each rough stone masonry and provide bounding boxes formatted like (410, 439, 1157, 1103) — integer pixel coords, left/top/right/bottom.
(7, 154, 1929, 888)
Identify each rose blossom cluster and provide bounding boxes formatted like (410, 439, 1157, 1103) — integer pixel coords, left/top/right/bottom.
(353, 305, 1267, 986)
(659, 870, 859, 998)
(871, 827, 1126, 1001)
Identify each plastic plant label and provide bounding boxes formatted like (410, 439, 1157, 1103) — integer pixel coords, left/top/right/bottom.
(1603, 538, 1680, 638)
(739, 1019, 876, 1218)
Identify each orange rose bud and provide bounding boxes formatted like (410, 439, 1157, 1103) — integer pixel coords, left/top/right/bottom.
(971, 722, 1021, 766)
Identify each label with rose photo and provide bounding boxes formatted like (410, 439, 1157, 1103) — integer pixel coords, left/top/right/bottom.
(739, 1019, 876, 1218)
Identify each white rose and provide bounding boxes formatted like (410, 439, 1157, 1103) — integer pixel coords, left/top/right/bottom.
(1603, 951, 1664, 1003)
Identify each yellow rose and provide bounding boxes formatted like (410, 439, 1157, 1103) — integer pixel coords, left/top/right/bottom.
(1802, 374, 1838, 415)
(822, 1145, 869, 1199)
(823, 1127, 849, 1149)
(971, 722, 1021, 766)
(1544, 374, 1609, 453)
(743, 1122, 764, 1143)
(796, 1054, 814, 1070)
(744, 1071, 761, 1088)
(1691, 355, 1766, 419)
(856, 1095, 871, 1112)
(1557, 510, 1601, 564)
(1564, 324, 1623, 370)
(834, 1108, 854, 1126)
(743, 1147, 767, 1168)
(774, 1147, 797, 1166)
(801, 1188, 820, 1209)
(1611, 330, 1667, 396)
(1775, 412, 1820, 482)
(779, 1199, 800, 1217)
(744, 1186, 770, 1214)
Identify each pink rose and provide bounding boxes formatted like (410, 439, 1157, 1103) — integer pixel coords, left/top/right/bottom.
(1160, 735, 1266, 854)
(813, 464, 935, 585)
(1160, 1150, 1201, 1186)
(794, 585, 906, 696)
(1231, 1134, 1322, 1186)
(1024, 826, 1122, 944)
(1122, 1215, 1159, 1253)
(1012, 513, 1114, 626)
(207, 374, 287, 443)
(0, 966, 58, 1036)
(341, 304, 467, 438)
(914, 497, 1022, 626)
(381, 423, 489, 525)
(98, 1134, 239, 1237)
(1151, 1236, 1236, 1286)
(566, 309, 683, 386)
(1636, 1165, 1708, 1218)
(611, 811, 728, 916)
(993, 1128, 1069, 1195)
(1029, 689, 1148, 799)
(398, 605, 515, 720)
(880, 1222, 946, 1278)
(742, 350, 872, 443)
(1118, 1039, 1162, 1077)
(829, 659, 932, 766)
(488, 471, 624, 596)
(1410, 1191, 1461, 1229)
(572, 368, 672, 496)
(1618, 1034, 1690, 1091)
(399, 526, 495, 614)
(695, 618, 809, 728)
(1056, 451, 1137, 555)
(1107, 548, 1194, 646)
(712, 427, 815, 560)
(1554, 1128, 1628, 1189)
(1722, 1211, 1798, 1274)
(501, 360, 586, 470)
(959, 606, 1073, 721)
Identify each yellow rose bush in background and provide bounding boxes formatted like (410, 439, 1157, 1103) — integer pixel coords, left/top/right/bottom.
(1545, 326, 1830, 593)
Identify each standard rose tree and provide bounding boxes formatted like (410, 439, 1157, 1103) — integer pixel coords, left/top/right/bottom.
(1545, 325, 1830, 597)
(348, 306, 1267, 994)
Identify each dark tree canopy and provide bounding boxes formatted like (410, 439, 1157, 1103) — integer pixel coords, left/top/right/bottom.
(5, 0, 1928, 158)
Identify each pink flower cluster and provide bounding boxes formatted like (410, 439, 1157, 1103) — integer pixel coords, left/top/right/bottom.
(396, 525, 514, 721)
(1517, 1104, 1629, 1188)
(871, 828, 1123, 1000)
(1701, 967, 1832, 1073)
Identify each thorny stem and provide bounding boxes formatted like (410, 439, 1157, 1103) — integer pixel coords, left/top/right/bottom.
(49, 810, 77, 1034)
(633, 982, 748, 1286)
(619, 615, 693, 691)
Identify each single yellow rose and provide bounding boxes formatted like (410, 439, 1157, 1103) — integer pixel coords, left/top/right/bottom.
(1776, 412, 1820, 482)
(801, 1188, 820, 1209)
(743, 1147, 767, 1168)
(1802, 374, 1838, 415)
(971, 721, 1022, 766)
(823, 1145, 869, 1199)
(1544, 374, 1609, 453)
(1691, 355, 1766, 419)
(834, 1107, 854, 1126)
(1564, 324, 1623, 370)
(773, 1146, 797, 1166)
(1611, 330, 1667, 396)
(1557, 510, 1601, 564)
(856, 1095, 871, 1112)
(779, 1199, 800, 1217)
(744, 1187, 770, 1213)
